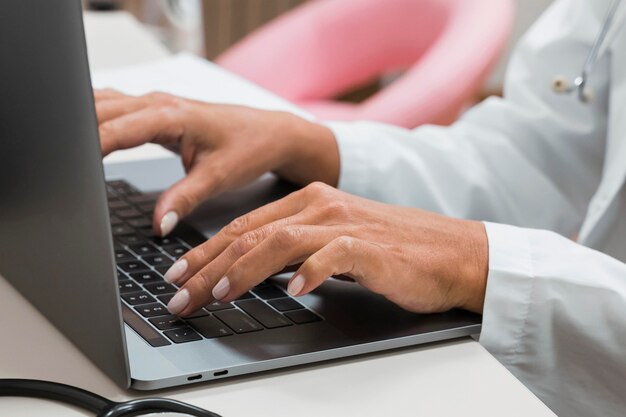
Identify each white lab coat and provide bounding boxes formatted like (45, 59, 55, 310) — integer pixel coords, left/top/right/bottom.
(326, 0, 626, 415)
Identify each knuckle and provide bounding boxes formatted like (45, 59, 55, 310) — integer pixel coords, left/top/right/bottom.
(194, 270, 213, 294)
(231, 232, 259, 257)
(334, 236, 356, 255)
(322, 200, 350, 218)
(225, 215, 251, 237)
(146, 91, 171, 103)
(304, 181, 332, 198)
(271, 226, 301, 249)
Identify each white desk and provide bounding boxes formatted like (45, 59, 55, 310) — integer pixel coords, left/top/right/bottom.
(0, 11, 556, 417)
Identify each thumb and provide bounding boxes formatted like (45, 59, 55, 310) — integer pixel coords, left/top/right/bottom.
(153, 165, 225, 236)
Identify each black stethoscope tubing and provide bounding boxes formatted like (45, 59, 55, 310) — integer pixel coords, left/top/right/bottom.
(0, 379, 222, 417)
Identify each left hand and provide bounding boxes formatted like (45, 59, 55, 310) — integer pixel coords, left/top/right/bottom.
(164, 183, 489, 316)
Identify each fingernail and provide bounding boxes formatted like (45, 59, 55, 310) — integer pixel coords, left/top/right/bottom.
(212, 276, 230, 300)
(160, 211, 179, 237)
(167, 289, 190, 315)
(288, 275, 305, 296)
(164, 259, 188, 283)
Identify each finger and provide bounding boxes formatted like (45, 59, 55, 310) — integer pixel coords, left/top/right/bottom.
(172, 225, 339, 316)
(151, 160, 227, 236)
(94, 88, 125, 102)
(99, 105, 186, 156)
(286, 236, 387, 297)
(160, 186, 312, 277)
(162, 205, 317, 285)
(95, 96, 150, 124)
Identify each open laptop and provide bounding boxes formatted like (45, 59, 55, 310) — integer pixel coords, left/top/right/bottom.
(0, 0, 481, 390)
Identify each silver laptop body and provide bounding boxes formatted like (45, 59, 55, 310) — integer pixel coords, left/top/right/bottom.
(0, 0, 481, 390)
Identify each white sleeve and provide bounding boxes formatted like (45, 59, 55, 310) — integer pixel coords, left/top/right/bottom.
(479, 222, 626, 417)
(326, 0, 610, 237)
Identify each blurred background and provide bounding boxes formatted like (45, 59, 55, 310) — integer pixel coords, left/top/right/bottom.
(84, 0, 555, 127)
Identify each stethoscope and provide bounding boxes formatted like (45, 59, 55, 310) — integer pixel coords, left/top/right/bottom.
(552, 0, 624, 103)
(0, 379, 222, 417)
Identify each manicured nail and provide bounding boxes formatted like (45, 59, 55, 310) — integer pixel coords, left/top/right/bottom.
(167, 289, 190, 315)
(160, 211, 179, 237)
(164, 259, 188, 283)
(288, 275, 305, 296)
(212, 277, 230, 300)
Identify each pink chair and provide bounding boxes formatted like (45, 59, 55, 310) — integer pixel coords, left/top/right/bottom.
(216, 0, 514, 128)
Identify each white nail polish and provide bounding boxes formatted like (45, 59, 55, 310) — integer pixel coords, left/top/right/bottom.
(288, 275, 305, 296)
(167, 289, 190, 315)
(160, 211, 179, 237)
(212, 276, 230, 300)
(164, 259, 188, 283)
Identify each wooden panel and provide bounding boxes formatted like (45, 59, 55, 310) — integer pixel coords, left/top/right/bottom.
(201, 0, 307, 59)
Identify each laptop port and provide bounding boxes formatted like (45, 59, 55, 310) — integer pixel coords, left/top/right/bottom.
(213, 370, 228, 377)
(187, 374, 202, 381)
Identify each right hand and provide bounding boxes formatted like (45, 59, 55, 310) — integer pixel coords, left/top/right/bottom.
(95, 89, 339, 236)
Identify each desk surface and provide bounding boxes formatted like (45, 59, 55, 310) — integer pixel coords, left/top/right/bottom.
(0, 11, 555, 417)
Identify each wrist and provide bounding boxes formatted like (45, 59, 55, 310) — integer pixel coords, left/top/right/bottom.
(273, 113, 340, 187)
(456, 220, 489, 314)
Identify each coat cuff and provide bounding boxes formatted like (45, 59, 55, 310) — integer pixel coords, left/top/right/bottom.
(479, 222, 536, 366)
(323, 121, 372, 196)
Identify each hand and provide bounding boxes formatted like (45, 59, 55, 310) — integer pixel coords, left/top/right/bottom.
(163, 183, 489, 316)
(95, 89, 339, 236)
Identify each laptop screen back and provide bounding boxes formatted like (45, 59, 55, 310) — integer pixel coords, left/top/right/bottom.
(0, 0, 129, 388)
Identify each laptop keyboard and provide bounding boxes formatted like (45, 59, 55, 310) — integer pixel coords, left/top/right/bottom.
(107, 180, 322, 347)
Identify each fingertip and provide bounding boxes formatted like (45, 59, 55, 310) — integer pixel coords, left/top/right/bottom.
(160, 211, 179, 237)
(287, 274, 306, 296)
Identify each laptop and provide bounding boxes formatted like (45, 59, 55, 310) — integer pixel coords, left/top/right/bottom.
(0, 0, 481, 390)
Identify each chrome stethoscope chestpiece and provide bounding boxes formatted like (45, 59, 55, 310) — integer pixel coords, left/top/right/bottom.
(551, 0, 623, 103)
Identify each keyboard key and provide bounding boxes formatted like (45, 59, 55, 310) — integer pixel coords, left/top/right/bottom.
(119, 280, 141, 294)
(121, 304, 170, 347)
(187, 316, 233, 338)
(144, 282, 177, 295)
(164, 327, 202, 343)
(122, 291, 156, 305)
(116, 269, 128, 281)
(139, 227, 159, 238)
(115, 250, 135, 262)
(252, 285, 287, 300)
(142, 254, 173, 267)
(268, 297, 305, 312)
(117, 260, 150, 273)
(236, 292, 256, 300)
(110, 215, 124, 226)
(157, 294, 174, 305)
(186, 308, 210, 318)
(150, 236, 178, 247)
(135, 303, 169, 318)
(127, 218, 152, 229)
(108, 200, 130, 210)
(130, 271, 162, 284)
(236, 299, 292, 329)
(137, 203, 155, 215)
(128, 243, 160, 256)
(116, 234, 148, 245)
(214, 310, 263, 334)
(149, 315, 186, 330)
(204, 301, 235, 312)
(117, 208, 142, 219)
(285, 309, 321, 324)
(155, 266, 172, 276)
(127, 194, 159, 204)
(162, 245, 188, 259)
(112, 225, 135, 237)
